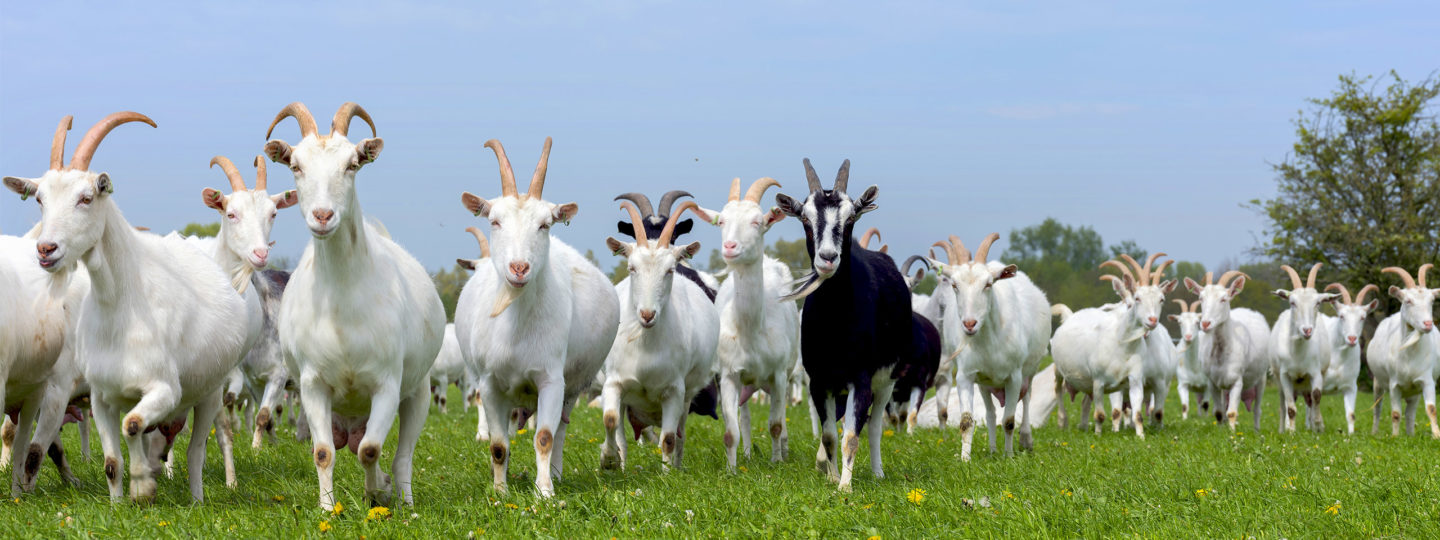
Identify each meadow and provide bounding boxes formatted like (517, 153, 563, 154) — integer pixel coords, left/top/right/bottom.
(4, 383, 1439, 539)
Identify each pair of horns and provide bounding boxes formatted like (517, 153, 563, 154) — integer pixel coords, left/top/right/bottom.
(265, 102, 376, 142)
(1324, 283, 1379, 305)
(859, 228, 889, 253)
(614, 190, 693, 219)
(209, 156, 268, 192)
(620, 200, 699, 248)
(1383, 264, 1433, 289)
(1199, 270, 1248, 288)
(1100, 253, 1173, 290)
(900, 255, 930, 277)
(932, 233, 1001, 266)
(486, 137, 552, 200)
(726, 177, 782, 204)
(802, 158, 850, 193)
(1171, 299, 1201, 313)
(47, 112, 157, 172)
(1280, 263, 1323, 290)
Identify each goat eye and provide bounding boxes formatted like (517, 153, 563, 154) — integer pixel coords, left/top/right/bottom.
(490, 220, 500, 229)
(290, 164, 300, 173)
(347, 163, 360, 172)
(539, 223, 550, 231)
(78, 195, 92, 206)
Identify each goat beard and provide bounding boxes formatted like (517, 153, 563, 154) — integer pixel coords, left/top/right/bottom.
(231, 265, 255, 296)
(778, 271, 824, 303)
(490, 285, 525, 317)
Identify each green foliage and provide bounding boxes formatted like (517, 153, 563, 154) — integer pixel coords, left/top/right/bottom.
(1001, 218, 1106, 270)
(180, 222, 220, 238)
(1106, 239, 1147, 262)
(1251, 71, 1440, 305)
(608, 259, 630, 284)
(704, 248, 725, 273)
(765, 236, 811, 277)
(431, 263, 470, 322)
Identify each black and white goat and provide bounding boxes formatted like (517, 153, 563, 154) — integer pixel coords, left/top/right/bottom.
(775, 159, 911, 492)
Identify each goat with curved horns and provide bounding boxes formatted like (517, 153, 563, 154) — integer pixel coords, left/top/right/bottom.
(597, 201, 718, 471)
(1185, 270, 1270, 432)
(1318, 283, 1378, 434)
(5, 113, 250, 503)
(774, 158, 911, 491)
(455, 137, 619, 498)
(684, 176, 800, 471)
(266, 102, 446, 510)
(1269, 263, 1338, 433)
(1366, 264, 1439, 438)
(1165, 298, 1210, 420)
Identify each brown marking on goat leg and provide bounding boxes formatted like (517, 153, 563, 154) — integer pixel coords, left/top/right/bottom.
(1003, 416, 1015, 432)
(723, 431, 735, 448)
(1111, 409, 1121, 421)
(1, 421, 14, 445)
(937, 410, 948, 426)
(1226, 411, 1238, 422)
(256, 408, 272, 431)
(104, 457, 118, 481)
(1181, 404, 1188, 415)
(1287, 407, 1296, 419)
(1392, 410, 1402, 422)
(24, 443, 43, 476)
(124, 414, 143, 437)
(770, 422, 783, 439)
(603, 410, 618, 431)
(223, 392, 236, 407)
(536, 428, 553, 454)
(314, 446, 332, 469)
(844, 432, 859, 455)
(1096, 410, 1107, 424)
(359, 442, 381, 467)
(1154, 410, 1163, 423)
(490, 442, 507, 465)
(958, 412, 974, 432)
(662, 433, 676, 454)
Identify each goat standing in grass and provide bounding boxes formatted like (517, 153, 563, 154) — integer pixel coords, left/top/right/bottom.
(265, 102, 446, 509)
(1186, 271, 1270, 432)
(774, 158, 907, 491)
(1365, 265, 1438, 438)
(1167, 299, 1210, 420)
(1322, 283, 1378, 434)
(1269, 264, 1337, 433)
(455, 137, 619, 498)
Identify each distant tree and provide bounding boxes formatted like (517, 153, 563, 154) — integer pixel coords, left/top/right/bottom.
(704, 248, 724, 274)
(1001, 218, 1105, 270)
(765, 236, 810, 277)
(1106, 240, 1147, 263)
(180, 222, 220, 238)
(1251, 71, 1440, 300)
(431, 263, 470, 322)
(583, 249, 600, 269)
(607, 259, 630, 284)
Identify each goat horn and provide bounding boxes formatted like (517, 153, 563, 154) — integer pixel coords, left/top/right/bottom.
(330, 102, 376, 138)
(1119, 254, 1149, 285)
(860, 228, 881, 249)
(1354, 284, 1379, 305)
(1172, 299, 1190, 313)
(1099, 260, 1137, 288)
(901, 255, 930, 277)
(1324, 283, 1352, 305)
(930, 242, 951, 264)
(209, 156, 248, 192)
(266, 102, 318, 140)
(833, 159, 850, 193)
(658, 201, 701, 247)
(728, 177, 741, 202)
(618, 201, 649, 248)
(802, 158, 823, 192)
(1217, 270, 1248, 287)
(1099, 274, 1130, 292)
(1151, 259, 1174, 285)
(974, 233, 1001, 263)
(1383, 266, 1417, 289)
(613, 193, 655, 218)
(253, 155, 268, 191)
(1420, 263, 1433, 287)
(1190, 300, 1201, 313)
(1281, 265, 1304, 290)
(50, 115, 72, 171)
(1204, 271, 1214, 286)
(484, 139, 518, 198)
(465, 226, 490, 258)
(744, 177, 780, 204)
(527, 137, 552, 200)
(948, 235, 972, 265)
(657, 190, 692, 217)
(69, 112, 156, 171)
(1306, 263, 1323, 289)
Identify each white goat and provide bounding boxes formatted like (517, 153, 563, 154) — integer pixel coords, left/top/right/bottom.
(1, 234, 72, 496)
(1365, 265, 1439, 438)
(5, 112, 249, 503)
(1185, 271, 1271, 432)
(429, 324, 464, 414)
(597, 202, 718, 471)
(265, 102, 446, 509)
(455, 227, 493, 441)
(1166, 299, 1209, 420)
(1322, 283, 1378, 434)
(1269, 264, 1338, 433)
(927, 234, 1050, 458)
(687, 177, 800, 470)
(455, 137, 619, 498)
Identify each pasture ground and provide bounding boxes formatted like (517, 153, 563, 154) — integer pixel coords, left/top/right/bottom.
(3, 384, 1439, 538)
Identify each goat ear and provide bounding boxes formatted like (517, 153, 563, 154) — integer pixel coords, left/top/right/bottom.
(272, 190, 299, 210)
(1226, 276, 1246, 297)
(1183, 277, 1201, 295)
(552, 202, 579, 224)
(202, 188, 227, 211)
(3, 176, 38, 200)
(1364, 299, 1380, 313)
(855, 185, 879, 215)
(356, 138, 384, 165)
(1388, 285, 1403, 298)
(763, 207, 786, 227)
(1272, 289, 1290, 300)
(456, 258, 477, 271)
(689, 205, 719, 226)
(1109, 276, 1130, 297)
(774, 193, 803, 217)
(605, 237, 630, 257)
(672, 219, 694, 239)
(1159, 279, 1178, 294)
(1319, 293, 1340, 304)
(1166, 314, 1179, 322)
(678, 241, 702, 260)
(264, 140, 293, 166)
(461, 192, 490, 217)
(616, 221, 636, 239)
(994, 264, 1019, 281)
(96, 173, 113, 195)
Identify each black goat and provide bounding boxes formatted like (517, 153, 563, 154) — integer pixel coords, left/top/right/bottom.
(775, 158, 912, 491)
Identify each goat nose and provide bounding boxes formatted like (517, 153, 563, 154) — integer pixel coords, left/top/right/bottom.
(509, 261, 530, 277)
(252, 248, 269, 262)
(1348, 336, 1358, 345)
(819, 252, 838, 263)
(723, 241, 737, 250)
(1201, 321, 1212, 330)
(1301, 327, 1313, 337)
(36, 242, 57, 256)
(312, 209, 334, 224)
(963, 319, 977, 330)
(1425, 321, 1435, 331)
(1147, 317, 1158, 326)
(639, 309, 656, 323)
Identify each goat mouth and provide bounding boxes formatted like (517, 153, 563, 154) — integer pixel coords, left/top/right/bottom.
(309, 225, 335, 238)
(505, 276, 528, 289)
(37, 255, 61, 271)
(639, 319, 657, 329)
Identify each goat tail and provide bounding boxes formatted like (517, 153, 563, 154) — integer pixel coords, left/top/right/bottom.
(1050, 303, 1073, 323)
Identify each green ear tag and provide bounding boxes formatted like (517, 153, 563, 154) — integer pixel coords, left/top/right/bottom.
(20, 186, 31, 201)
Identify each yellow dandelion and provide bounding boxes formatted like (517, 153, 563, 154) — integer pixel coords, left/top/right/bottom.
(883, 430, 895, 437)
(906, 488, 925, 505)
(318, 521, 332, 533)
(862, 503, 874, 510)
(366, 506, 391, 521)
(739, 466, 748, 472)
(273, 494, 285, 502)
(1195, 489, 1207, 497)
(332, 502, 345, 516)
(158, 521, 169, 527)
(868, 536, 881, 540)
(1325, 502, 1340, 515)
(1061, 441, 1068, 446)
(1002, 491, 1015, 500)
(505, 503, 519, 510)
(1061, 489, 1072, 497)
(517, 428, 528, 435)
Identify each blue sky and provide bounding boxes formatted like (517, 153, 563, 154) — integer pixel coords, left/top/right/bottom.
(2, 1, 1436, 272)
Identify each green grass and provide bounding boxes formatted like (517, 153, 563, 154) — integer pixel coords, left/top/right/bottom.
(4, 385, 1440, 539)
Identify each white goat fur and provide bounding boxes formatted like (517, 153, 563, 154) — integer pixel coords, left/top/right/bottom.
(1268, 266, 1339, 433)
(1167, 304, 1209, 420)
(1186, 274, 1271, 432)
(1365, 267, 1439, 438)
(428, 324, 465, 414)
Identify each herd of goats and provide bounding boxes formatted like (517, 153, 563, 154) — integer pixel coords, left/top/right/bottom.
(2, 104, 1437, 512)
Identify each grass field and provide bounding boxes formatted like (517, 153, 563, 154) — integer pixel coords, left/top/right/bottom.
(4, 383, 1439, 539)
